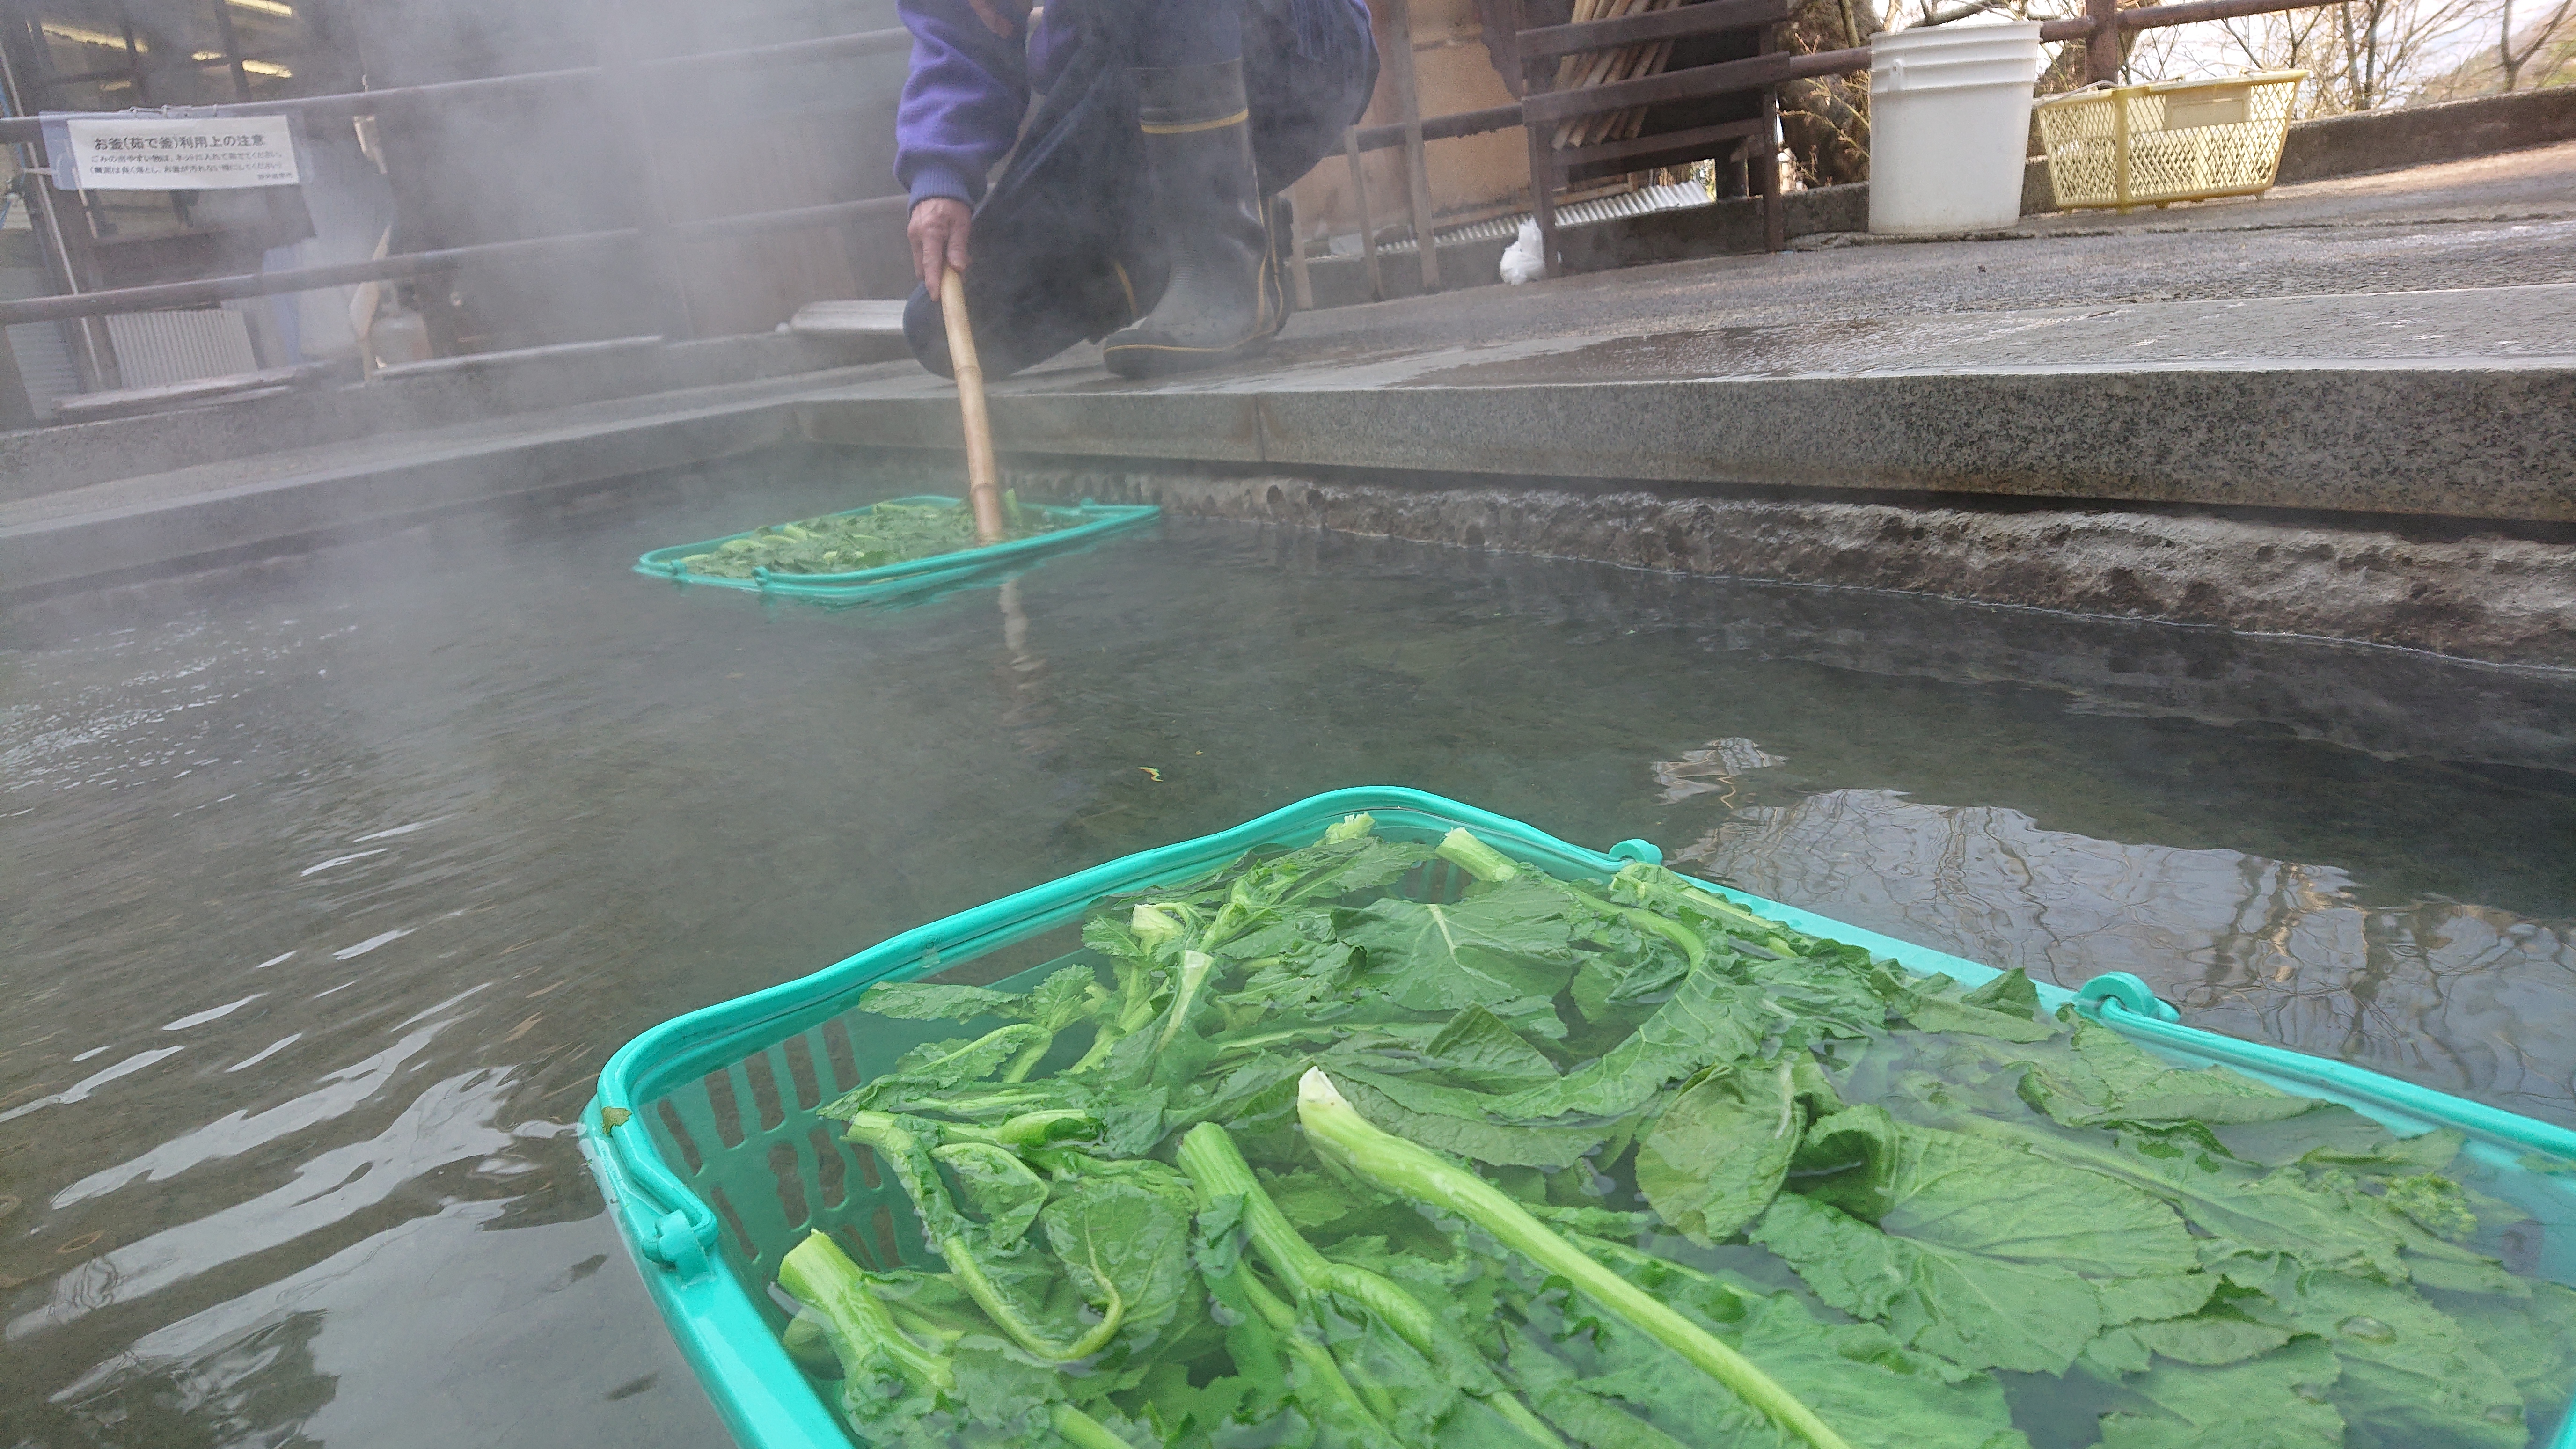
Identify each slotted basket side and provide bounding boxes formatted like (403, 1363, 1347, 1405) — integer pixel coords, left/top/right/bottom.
(2038, 70, 2306, 212)
(642, 1009, 945, 1312)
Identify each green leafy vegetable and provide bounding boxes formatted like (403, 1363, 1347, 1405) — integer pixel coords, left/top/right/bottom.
(675, 498, 1060, 579)
(763, 821, 2576, 1449)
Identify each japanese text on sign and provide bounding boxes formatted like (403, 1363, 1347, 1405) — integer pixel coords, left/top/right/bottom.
(61, 115, 300, 190)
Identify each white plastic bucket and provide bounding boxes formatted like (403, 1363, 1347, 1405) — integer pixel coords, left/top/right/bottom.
(1867, 20, 2044, 234)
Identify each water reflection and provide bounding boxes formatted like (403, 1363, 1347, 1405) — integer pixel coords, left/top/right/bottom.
(46, 1202, 705, 1449)
(1680, 788, 2576, 1124)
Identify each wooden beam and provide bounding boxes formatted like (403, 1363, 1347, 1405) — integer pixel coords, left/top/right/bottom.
(2086, 0, 2123, 82)
(1349, 102, 1524, 154)
(1517, 0, 1790, 59)
(1379, 0, 1443, 293)
(1519, 48, 1819, 124)
(1553, 117, 1759, 169)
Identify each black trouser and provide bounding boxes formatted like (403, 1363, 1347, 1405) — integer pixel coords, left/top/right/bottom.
(902, 0, 1375, 378)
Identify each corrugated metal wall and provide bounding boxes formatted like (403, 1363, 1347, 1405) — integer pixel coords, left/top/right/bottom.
(102, 309, 261, 391)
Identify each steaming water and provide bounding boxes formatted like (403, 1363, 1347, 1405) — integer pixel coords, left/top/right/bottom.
(4, 446, 2572, 1446)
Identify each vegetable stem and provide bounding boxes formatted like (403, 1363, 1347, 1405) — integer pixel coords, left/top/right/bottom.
(1155, 950, 1216, 1052)
(1321, 812, 1376, 843)
(1295, 1069, 1854, 1449)
(1049, 1403, 1130, 1449)
(1177, 1123, 1565, 1449)
(1002, 1032, 1054, 1083)
(1436, 827, 1522, 883)
(778, 1230, 954, 1394)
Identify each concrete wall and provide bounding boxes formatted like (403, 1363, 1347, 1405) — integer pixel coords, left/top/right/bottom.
(2275, 86, 2576, 185)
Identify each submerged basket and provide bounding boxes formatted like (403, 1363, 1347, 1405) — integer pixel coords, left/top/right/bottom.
(2036, 70, 2307, 212)
(579, 787, 2576, 1449)
(635, 495, 1160, 603)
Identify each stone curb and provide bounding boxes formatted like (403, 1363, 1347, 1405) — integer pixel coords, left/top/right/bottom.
(799, 360, 2576, 526)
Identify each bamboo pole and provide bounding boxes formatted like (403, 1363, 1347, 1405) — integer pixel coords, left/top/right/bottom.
(940, 268, 1007, 545)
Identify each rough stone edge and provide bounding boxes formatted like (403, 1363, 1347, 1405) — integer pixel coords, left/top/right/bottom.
(2274, 86, 2576, 186)
(875, 450, 2576, 669)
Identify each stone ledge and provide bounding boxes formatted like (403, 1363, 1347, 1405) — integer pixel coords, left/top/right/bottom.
(0, 329, 904, 506)
(842, 448, 2576, 672)
(799, 361, 2576, 526)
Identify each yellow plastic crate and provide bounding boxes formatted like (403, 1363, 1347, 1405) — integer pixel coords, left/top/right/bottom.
(2036, 70, 2306, 212)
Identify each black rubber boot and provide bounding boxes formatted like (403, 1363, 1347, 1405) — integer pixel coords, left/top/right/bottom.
(1102, 59, 1283, 379)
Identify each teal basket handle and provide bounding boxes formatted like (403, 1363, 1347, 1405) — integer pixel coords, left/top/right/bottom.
(591, 1099, 723, 1273)
(2075, 972, 2182, 1023)
(1608, 839, 1663, 865)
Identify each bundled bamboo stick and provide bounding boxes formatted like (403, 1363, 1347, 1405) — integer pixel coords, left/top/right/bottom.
(1551, 0, 1687, 150)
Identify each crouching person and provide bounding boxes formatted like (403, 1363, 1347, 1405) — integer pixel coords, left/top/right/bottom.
(898, 0, 1377, 379)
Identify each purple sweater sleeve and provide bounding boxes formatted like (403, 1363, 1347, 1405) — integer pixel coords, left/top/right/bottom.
(895, 0, 1033, 207)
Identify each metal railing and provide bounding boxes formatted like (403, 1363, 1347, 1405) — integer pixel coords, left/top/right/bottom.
(0, 26, 915, 331)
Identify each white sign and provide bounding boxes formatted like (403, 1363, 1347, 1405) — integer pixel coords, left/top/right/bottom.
(60, 115, 300, 191)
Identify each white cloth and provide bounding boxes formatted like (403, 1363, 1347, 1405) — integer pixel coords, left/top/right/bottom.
(1499, 218, 1545, 285)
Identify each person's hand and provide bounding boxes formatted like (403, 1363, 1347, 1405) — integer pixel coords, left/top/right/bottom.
(909, 198, 973, 289)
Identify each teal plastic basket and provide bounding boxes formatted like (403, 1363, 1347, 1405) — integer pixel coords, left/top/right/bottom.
(579, 787, 2576, 1449)
(633, 495, 1159, 603)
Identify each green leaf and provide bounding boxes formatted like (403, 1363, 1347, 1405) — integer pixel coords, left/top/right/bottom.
(1786, 1104, 1903, 1222)
(1754, 1191, 2108, 1375)
(2211, 1108, 2453, 1171)
(2130, 1310, 2297, 1365)
(1730, 1291, 2031, 1449)
(1953, 1117, 2413, 1281)
(948, 1339, 1075, 1443)
(829, 1025, 1051, 1117)
(1041, 1177, 1200, 1359)
(2095, 1338, 2346, 1449)
(1637, 1060, 1802, 1244)
(1498, 956, 1767, 1120)
(934, 1141, 1050, 1249)
(1341, 878, 1581, 1012)
(1506, 1263, 2028, 1449)
(859, 981, 1029, 1022)
(1509, 1335, 1699, 1449)
(1421, 1006, 1562, 1092)
(2433, 1281, 2576, 1429)
(1961, 968, 2041, 1018)
(2379, 1174, 2479, 1242)
(1025, 966, 1100, 1032)
(1753, 1123, 2200, 1373)
(1260, 1169, 1377, 1230)
(1906, 973, 2057, 1043)
(1328, 1066, 1609, 1169)
(2095, 1272, 2221, 1326)
(2237, 1268, 2527, 1449)
(1568, 957, 1624, 1025)
(2018, 1016, 2320, 1129)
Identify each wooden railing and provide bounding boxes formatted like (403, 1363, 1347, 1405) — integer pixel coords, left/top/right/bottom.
(1319, 0, 2356, 297)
